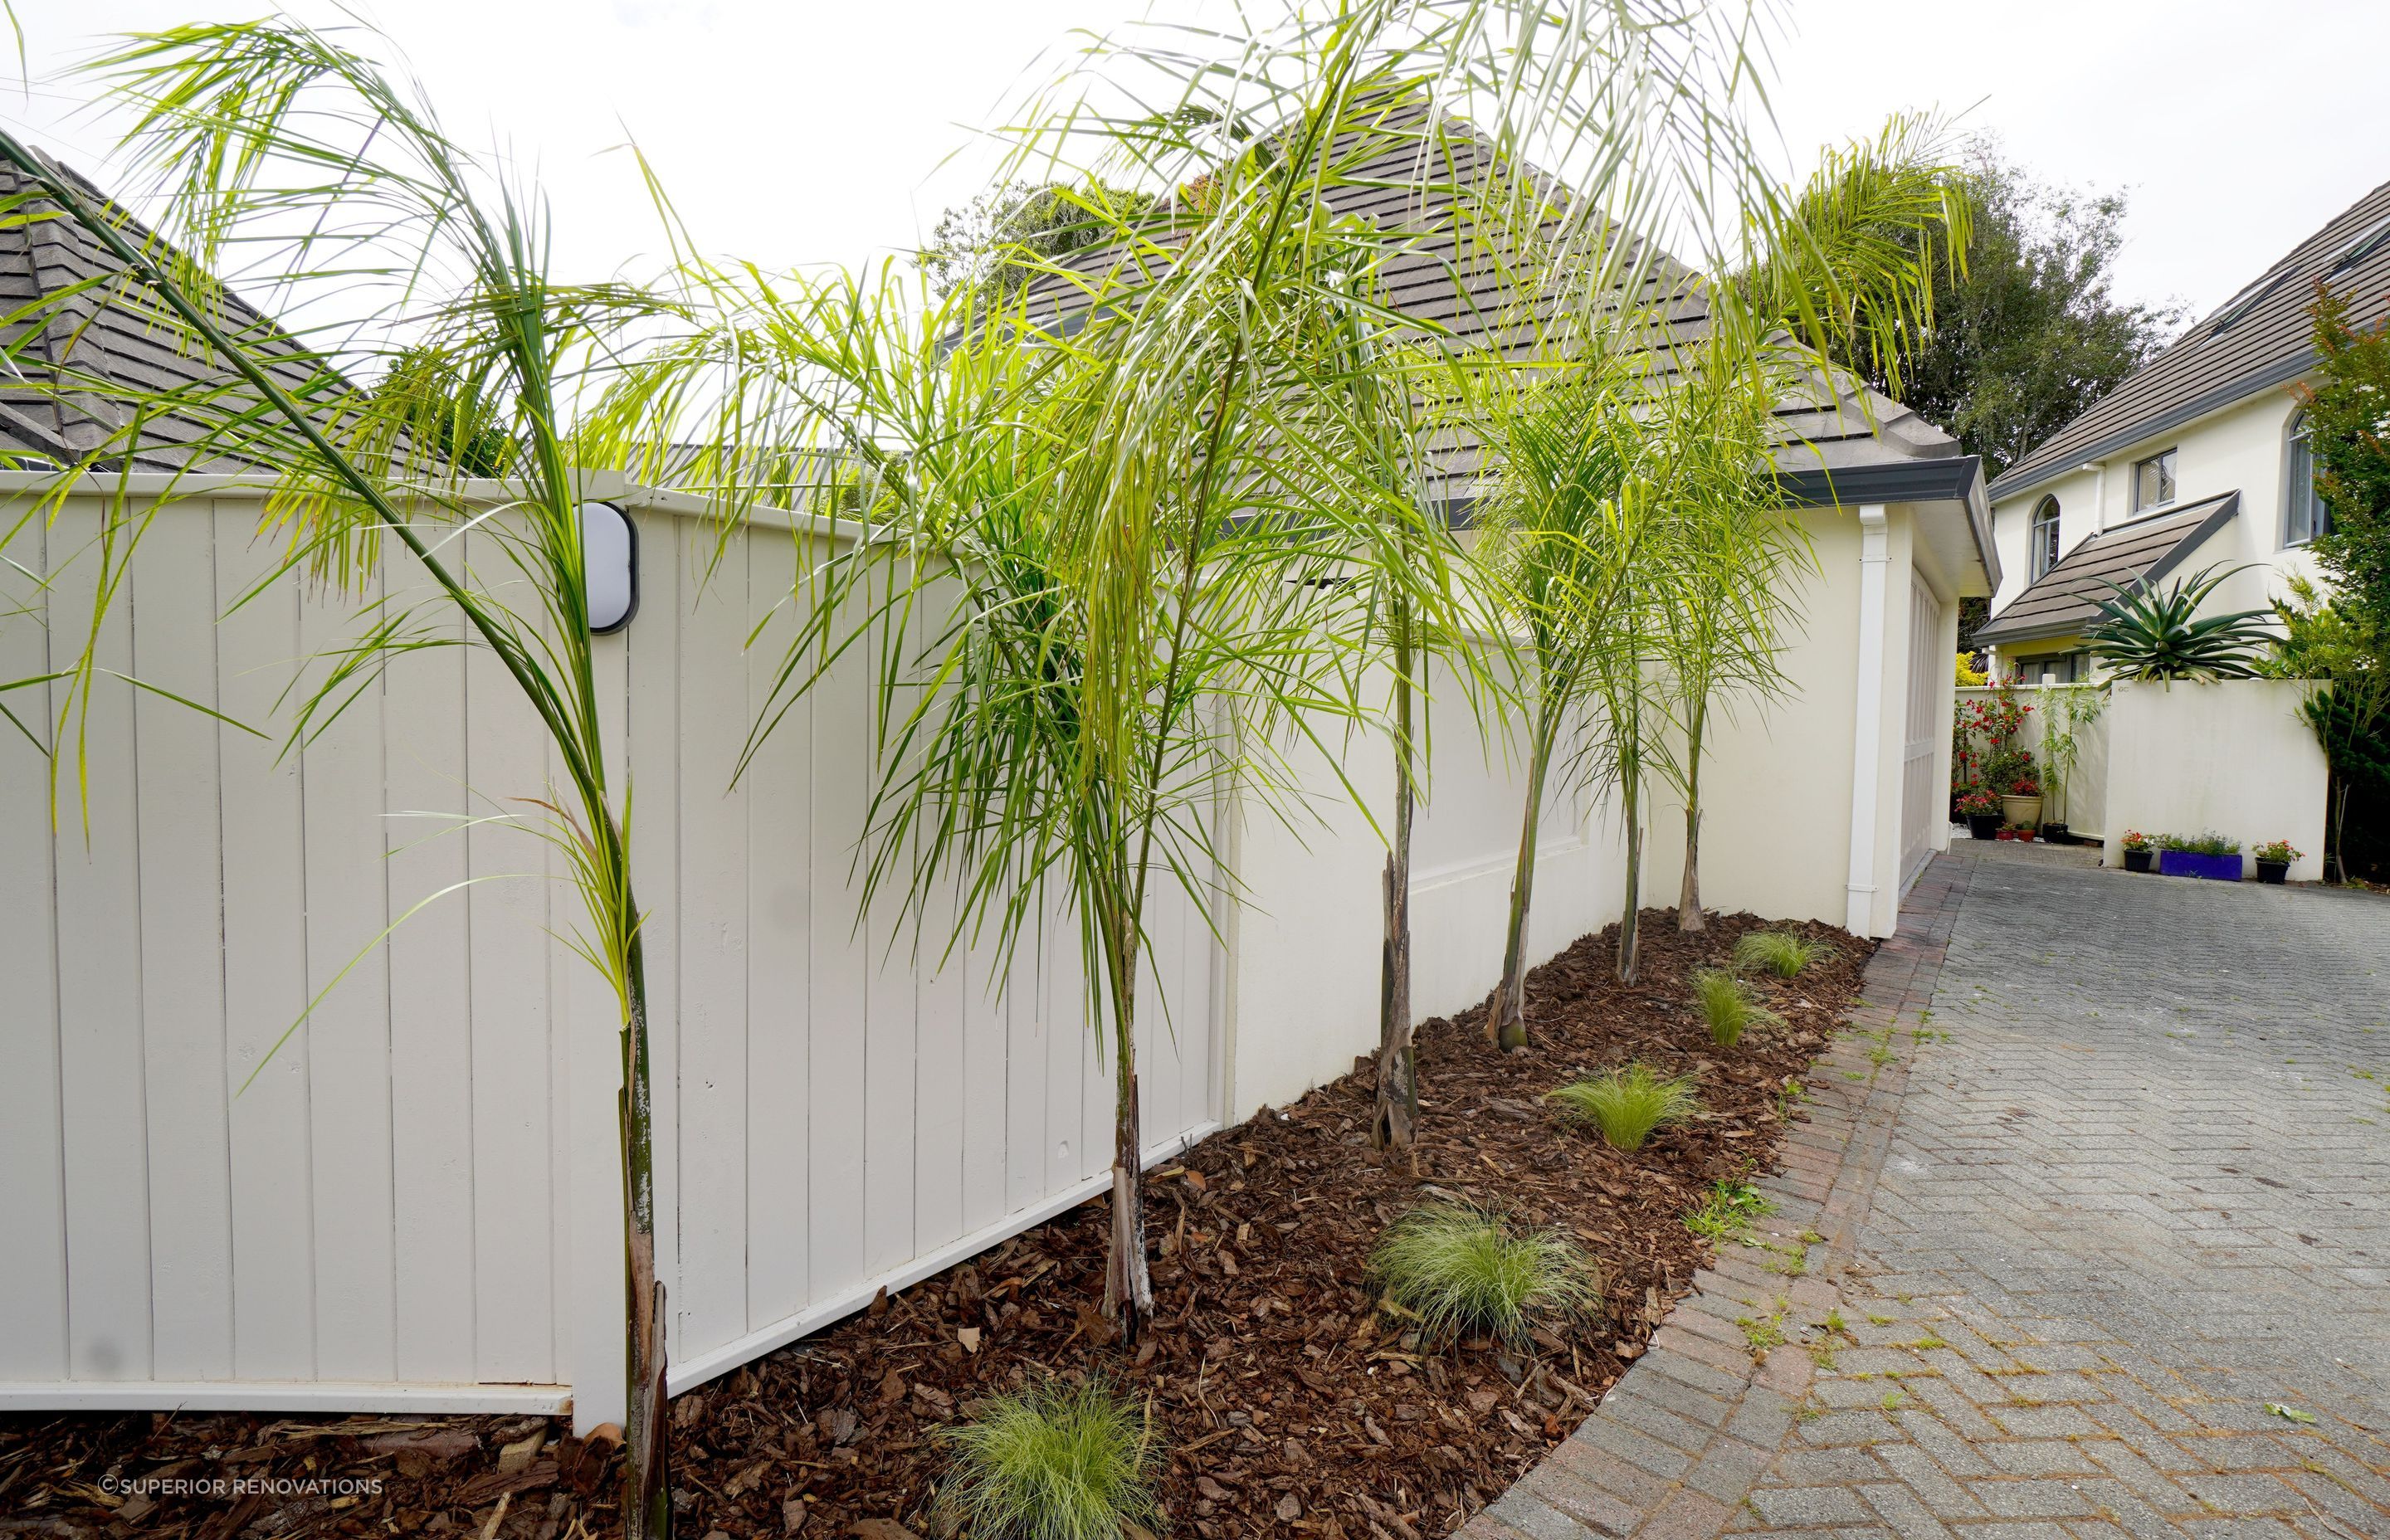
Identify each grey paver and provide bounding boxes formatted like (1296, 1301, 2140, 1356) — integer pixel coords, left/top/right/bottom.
(1726, 846, 2390, 1539)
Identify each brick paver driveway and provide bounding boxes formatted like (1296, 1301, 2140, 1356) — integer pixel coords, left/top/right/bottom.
(1730, 847, 2390, 1538)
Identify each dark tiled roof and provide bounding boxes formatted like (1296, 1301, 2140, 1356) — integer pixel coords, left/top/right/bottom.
(1973, 490, 2240, 646)
(0, 149, 334, 471)
(1012, 100, 1969, 514)
(1991, 178, 2390, 500)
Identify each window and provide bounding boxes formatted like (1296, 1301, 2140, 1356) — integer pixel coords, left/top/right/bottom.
(2030, 495, 2061, 578)
(2131, 449, 2177, 513)
(2286, 411, 2332, 546)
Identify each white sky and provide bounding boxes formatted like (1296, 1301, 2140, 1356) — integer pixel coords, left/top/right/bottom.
(9, 0, 2389, 328)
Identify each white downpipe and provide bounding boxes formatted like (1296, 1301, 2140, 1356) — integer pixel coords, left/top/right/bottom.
(1845, 505, 1890, 936)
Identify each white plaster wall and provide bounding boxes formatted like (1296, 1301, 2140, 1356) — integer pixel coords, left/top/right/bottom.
(2099, 679, 2328, 880)
(1644, 504, 1924, 939)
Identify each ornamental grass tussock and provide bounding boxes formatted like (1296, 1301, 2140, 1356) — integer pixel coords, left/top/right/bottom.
(1690, 966, 1778, 1047)
(1732, 928, 1829, 979)
(934, 1377, 1160, 1540)
(1368, 1203, 1603, 1347)
(1549, 1062, 1700, 1151)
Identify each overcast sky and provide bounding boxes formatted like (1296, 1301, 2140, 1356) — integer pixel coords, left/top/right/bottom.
(10, 0, 2389, 329)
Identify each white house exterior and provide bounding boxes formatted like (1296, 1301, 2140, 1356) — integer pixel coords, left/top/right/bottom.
(1976, 177, 2390, 677)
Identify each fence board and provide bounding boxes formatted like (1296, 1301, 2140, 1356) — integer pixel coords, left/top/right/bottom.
(299, 562, 398, 1383)
(384, 580, 476, 1383)
(0, 512, 68, 1382)
(214, 506, 317, 1382)
(804, 580, 872, 1304)
(129, 507, 233, 1382)
(462, 525, 556, 1384)
(51, 500, 155, 1382)
(676, 519, 754, 1351)
(744, 526, 812, 1328)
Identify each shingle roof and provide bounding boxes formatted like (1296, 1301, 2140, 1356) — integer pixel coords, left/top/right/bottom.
(0, 148, 334, 472)
(1990, 178, 2390, 501)
(1013, 100, 1975, 516)
(1973, 490, 2240, 647)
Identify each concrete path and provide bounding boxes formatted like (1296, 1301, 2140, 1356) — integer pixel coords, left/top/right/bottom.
(1731, 846, 2390, 1539)
(1467, 846, 2390, 1540)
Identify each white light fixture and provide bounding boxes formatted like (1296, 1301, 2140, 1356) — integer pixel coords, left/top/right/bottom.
(581, 500, 638, 633)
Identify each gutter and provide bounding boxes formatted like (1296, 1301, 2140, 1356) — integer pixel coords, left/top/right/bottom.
(1844, 504, 1891, 937)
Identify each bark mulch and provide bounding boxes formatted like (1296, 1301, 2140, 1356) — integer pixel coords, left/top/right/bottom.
(0, 907, 1869, 1540)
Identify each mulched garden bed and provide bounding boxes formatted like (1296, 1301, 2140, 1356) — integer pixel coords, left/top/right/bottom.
(1, 907, 1869, 1540)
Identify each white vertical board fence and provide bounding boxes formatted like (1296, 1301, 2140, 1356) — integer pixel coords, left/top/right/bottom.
(2, 475, 1753, 1419)
(0, 484, 1216, 1416)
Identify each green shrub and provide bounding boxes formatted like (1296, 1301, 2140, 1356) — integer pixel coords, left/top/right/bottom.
(1691, 967, 1778, 1047)
(1732, 928, 1828, 978)
(934, 1379, 1159, 1540)
(2157, 830, 2239, 855)
(1548, 1063, 1700, 1151)
(1369, 1203, 1603, 1345)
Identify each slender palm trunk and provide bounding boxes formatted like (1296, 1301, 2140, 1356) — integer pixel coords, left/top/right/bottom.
(1097, 865, 1155, 1334)
(619, 915, 670, 1540)
(1489, 700, 1557, 1052)
(1097, 886, 1151, 1341)
(1617, 771, 1641, 982)
(1374, 612, 1418, 1149)
(1677, 705, 1705, 932)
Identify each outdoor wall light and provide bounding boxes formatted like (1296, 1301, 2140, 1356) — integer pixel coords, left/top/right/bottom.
(582, 500, 638, 633)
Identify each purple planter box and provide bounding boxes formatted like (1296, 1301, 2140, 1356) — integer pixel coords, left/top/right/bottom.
(2158, 849, 2244, 882)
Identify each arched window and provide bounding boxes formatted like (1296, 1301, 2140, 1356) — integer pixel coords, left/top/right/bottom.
(2286, 411, 2332, 546)
(2031, 495, 2061, 578)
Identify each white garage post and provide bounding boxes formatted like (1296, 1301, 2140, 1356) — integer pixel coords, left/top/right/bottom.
(1845, 505, 1890, 936)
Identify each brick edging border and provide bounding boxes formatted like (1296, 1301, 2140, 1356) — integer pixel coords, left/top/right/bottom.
(1462, 853, 1977, 1540)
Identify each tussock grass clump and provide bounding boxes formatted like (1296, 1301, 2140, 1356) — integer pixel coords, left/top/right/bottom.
(934, 1378, 1158, 1540)
(1691, 967, 1778, 1047)
(1369, 1204, 1603, 1346)
(1733, 928, 1828, 979)
(1549, 1063, 1700, 1151)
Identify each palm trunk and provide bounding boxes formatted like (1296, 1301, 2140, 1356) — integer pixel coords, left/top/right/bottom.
(1374, 613, 1418, 1149)
(1489, 704, 1555, 1052)
(1617, 774, 1641, 982)
(1098, 891, 1152, 1341)
(1677, 705, 1705, 932)
(620, 906, 671, 1540)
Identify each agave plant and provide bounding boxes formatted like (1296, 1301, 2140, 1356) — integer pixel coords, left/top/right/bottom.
(2087, 563, 2277, 684)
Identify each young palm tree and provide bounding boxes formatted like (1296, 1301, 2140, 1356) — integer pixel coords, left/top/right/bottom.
(1471, 361, 1673, 1043)
(1651, 369, 1802, 933)
(2, 23, 682, 1533)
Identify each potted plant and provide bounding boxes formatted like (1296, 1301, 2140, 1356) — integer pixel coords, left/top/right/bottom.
(2012, 823, 2036, 843)
(1999, 774, 2043, 833)
(2253, 840, 2300, 885)
(1994, 824, 2014, 841)
(1958, 790, 2002, 841)
(2119, 830, 2154, 874)
(2156, 831, 2244, 882)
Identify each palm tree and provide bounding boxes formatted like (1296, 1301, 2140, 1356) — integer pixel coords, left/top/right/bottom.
(2, 22, 682, 1533)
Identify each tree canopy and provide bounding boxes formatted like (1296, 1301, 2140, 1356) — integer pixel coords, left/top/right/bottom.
(1829, 140, 2181, 477)
(918, 180, 1163, 309)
